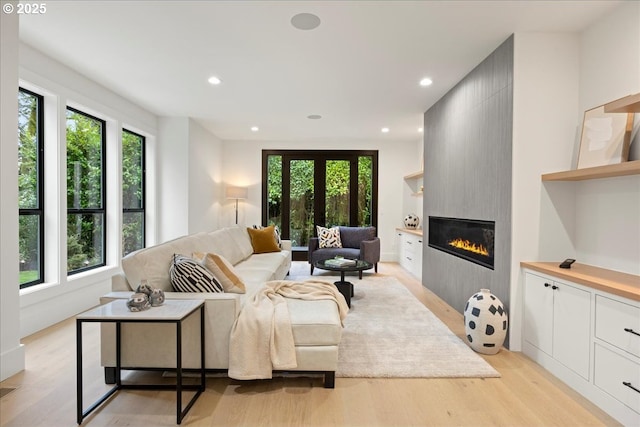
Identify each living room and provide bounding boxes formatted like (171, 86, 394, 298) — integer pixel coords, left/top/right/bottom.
(1, 1, 639, 426)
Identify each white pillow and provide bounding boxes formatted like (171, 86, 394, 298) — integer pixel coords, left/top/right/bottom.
(316, 226, 342, 248)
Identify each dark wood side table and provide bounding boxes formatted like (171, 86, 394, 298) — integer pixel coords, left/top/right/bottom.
(76, 299, 205, 425)
(313, 259, 373, 307)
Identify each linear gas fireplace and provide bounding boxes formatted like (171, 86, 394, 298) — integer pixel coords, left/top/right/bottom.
(428, 216, 495, 270)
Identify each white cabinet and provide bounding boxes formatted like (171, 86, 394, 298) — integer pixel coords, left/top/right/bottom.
(397, 229, 422, 280)
(524, 272, 591, 379)
(522, 265, 640, 426)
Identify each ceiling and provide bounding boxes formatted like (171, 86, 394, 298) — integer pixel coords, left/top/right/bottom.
(18, 1, 620, 142)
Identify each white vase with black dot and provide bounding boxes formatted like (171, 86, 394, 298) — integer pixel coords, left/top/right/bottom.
(464, 288, 508, 355)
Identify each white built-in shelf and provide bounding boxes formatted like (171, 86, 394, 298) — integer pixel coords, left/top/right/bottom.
(404, 170, 423, 180)
(603, 93, 640, 113)
(541, 160, 640, 182)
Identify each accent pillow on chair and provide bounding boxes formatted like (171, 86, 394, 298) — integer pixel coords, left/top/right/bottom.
(316, 226, 342, 248)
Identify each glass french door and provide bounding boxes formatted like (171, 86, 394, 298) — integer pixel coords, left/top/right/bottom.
(263, 150, 377, 257)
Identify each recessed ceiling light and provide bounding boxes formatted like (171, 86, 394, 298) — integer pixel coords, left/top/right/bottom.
(291, 13, 321, 30)
(418, 127, 423, 133)
(208, 76, 222, 85)
(251, 126, 259, 132)
(307, 114, 322, 120)
(419, 77, 433, 87)
(381, 127, 390, 133)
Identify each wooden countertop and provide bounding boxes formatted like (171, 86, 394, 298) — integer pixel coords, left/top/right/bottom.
(521, 261, 640, 302)
(396, 228, 423, 237)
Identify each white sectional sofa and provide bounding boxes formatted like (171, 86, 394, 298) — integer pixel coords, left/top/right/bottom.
(100, 225, 343, 387)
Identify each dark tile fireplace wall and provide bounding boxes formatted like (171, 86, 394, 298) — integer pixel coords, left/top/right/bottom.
(423, 36, 513, 347)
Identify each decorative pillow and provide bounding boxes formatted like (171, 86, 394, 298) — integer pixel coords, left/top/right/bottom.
(193, 252, 246, 294)
(169, 254, 223, 293)
(317, 225, 342, 248)
(247, 225, 281, 254)
(251, 224, 282, 248)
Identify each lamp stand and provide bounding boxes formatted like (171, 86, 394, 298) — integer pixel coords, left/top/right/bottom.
(235, 199, 239, 224)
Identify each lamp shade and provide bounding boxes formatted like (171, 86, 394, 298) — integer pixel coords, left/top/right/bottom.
(226, 186, 248, 200)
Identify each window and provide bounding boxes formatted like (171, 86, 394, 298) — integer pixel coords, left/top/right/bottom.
(122, 129, 145, 256)
(66, 107, 106, 274)
(18, 88, 44, 288)
(262, 150, 378, 257)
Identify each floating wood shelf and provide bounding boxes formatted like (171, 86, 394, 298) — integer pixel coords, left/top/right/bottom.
(603, 93, 640, 113)
(404, 170, 423, 180)
(541, 160, 640, 181)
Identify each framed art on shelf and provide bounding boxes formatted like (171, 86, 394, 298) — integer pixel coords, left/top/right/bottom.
(577, 105, 634, 169)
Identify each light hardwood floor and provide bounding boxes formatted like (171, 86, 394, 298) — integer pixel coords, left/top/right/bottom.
(1, 262, 619, 427)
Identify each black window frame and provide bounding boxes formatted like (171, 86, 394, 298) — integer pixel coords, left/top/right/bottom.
(122, 128, 146, 256)
(261, 149, 379, 257)
(66, 106, 107, 275)
(18, 87, 45, 289)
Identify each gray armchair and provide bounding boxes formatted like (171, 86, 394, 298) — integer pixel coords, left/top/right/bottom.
(309, 226, 380, 278)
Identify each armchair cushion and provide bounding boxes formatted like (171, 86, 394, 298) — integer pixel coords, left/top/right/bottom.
(339, 226, 376, 249)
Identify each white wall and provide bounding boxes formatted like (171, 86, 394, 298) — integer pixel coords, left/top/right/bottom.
(1, 6, 24, 382)
(188, 119, 223, 233)
(575, 1, 640, 274)
(222, 138, 421, 262)
(511, 32, 581, 351)
(157, 118, 223, 242)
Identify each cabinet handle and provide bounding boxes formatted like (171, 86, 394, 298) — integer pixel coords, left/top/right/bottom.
(624, 328, 640, 337)
(418, 240, 423, 243)
(544, 283, 551, 288)
(406, 257, 412, 261)
(623, 382, 640, 394)
(552, 285, 559, 290)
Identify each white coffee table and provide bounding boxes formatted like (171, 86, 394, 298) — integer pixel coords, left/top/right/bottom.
(76, 299, 205, 425)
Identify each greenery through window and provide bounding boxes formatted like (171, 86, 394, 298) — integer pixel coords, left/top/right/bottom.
(122, 129, 145, 256)
(263, 150, 377, 252)
(18, 88, 44, 288)
(66, 107, 106, 274)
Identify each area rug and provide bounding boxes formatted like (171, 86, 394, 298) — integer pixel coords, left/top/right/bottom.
(304, 274, 500, 379)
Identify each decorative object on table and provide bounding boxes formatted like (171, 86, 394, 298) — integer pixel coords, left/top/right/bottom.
(577, 104, 634, 169)
(149, 288, 165, 306)
(464, 288, 508, 355)
(403, 213, 420, 229)
(127, 293, 151, 312)
(135, 281, 153, 296)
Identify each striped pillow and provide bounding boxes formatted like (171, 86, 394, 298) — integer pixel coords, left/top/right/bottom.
(169, 254, 223, 293)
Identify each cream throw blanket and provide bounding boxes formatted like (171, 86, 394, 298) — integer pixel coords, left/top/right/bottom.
(228, 279, 349, 380)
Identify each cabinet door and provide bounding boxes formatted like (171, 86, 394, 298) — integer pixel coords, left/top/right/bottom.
(553, 281, 591, 380)
(413, 236, 423, 280)
(524, 273, 554, 355)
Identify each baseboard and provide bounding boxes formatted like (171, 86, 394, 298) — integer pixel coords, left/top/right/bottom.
(0, 343, 25, 381)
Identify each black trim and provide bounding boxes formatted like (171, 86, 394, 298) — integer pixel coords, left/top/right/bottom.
(122, 129, 146, 254)
(18, 88, 45, 289)
(66, 107, 107, 275)
(261, 150, 379, 253)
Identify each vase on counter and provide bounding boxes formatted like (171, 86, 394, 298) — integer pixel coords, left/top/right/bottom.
(404, 213, 420, 229)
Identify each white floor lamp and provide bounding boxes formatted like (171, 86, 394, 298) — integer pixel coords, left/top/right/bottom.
(226, 186, 248, 225)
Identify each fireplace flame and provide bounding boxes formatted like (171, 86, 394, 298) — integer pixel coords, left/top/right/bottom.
(448, 238, 490, 256)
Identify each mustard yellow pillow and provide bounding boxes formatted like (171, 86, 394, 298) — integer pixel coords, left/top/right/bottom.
(247, 225, 281, 254)
(192, 252, 246, 294)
